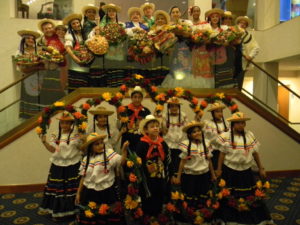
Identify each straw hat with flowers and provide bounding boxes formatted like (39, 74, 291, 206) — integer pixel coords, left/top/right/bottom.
(81, 132, 107, 151)
(205, 8, 224, 18)
(207, 102, 226, 112)
(88, 106, 114, 116)
(153, 10, 170, 24)
(139, 115, 160, 135)
(128, 7, 143, 18)
(38, 18, 56, 31)
(227, 112, 250, 122)
(63, 13, 83, 25)
(182, 121, 204, 133)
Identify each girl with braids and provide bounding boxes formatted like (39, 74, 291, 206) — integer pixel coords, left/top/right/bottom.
(174, 121, 215, 207)
(136, 115, 175, 217)
(76, 133, 128, 225)
(82, 4, 99, 38)
(88, 106, 123, 153)
(161, 97, 187, 171)
(39, 111, 83, 221)
(215, 112, 273, 225)
(204, 102, 229, 169)
(63, 13, 89, 93)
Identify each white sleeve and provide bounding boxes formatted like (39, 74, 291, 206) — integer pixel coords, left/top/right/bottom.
(64, 33, 74, 47)
(248, 38, 260, 58)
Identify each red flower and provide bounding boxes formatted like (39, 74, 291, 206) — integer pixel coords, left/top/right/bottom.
(246, 195, 255, 202)
(128, 186, 139, 195)
(212, 201, 220, 209)
(113, 201, 123, 214)
(199, 208, 212, 218)
(191, 97, 199, 105)
(110, 96, 119, 105)
(120, 84, 127, 92)
(129, 173, 137, 183)
(167, 89, 175, 97)
(65, 104, 74, 112)
(134, 207, 143, 218)
(200, 100, 208, 108)
(226, 96, 232, 101)
(94, 98, 101, 104)
(151, 86, 157, 93)
(117, 106, 126, 113)
(82, 103, 91, 110)
(230, 104, 238, 112)
(43, 107, 50, 113)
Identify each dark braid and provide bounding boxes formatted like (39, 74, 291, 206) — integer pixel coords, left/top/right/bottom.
(167, 104, 170, 128)
(66, 123, 75, 145)
(103, 144, 108, 173)
(56, 123, 62, 145)
(231, 122, 236, 149)
(84, 145, 92, 177)
(201, 131, 208, 159)
(187, 138, 192, 158)
(178, 105, 181, 124)
(93, 116, 97, 132)
(242, 130, 247, 150)
(222, 116, 228, 132)
(68, 20, 86, 48)
(211, 112, 220, 134)
(106, 117, 111, 139)
(19, 38, 26, 55)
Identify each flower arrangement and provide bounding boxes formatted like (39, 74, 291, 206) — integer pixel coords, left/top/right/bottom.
(226, 180, 270, 211)
(80, 201, 123, 218)
(170, 23, 192, 38)
(222, 26, 244, 45)
(86, 34, 109, 55)
(149, 27, 178, 54)
(127, 29, 155, 64)
(191, 29, 212, 44)
(38, 46, 64, 63)
(36, 102, 87, 135)
(200, 92, 239, 114)
(211, 28, 227, 45)
(15, 53, 40, 66)
(101, 23, 127, 45)
(73, 45, 94, 65)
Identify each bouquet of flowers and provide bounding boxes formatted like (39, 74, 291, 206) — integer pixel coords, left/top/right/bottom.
(170, 23, 192, 38)
(73, 45, 94, 65)
(15, 53, 40, 66)
(211, 28, 228, 45)
(101, 23, 127, 45)
(191, 28, 212, 44)
(38, 46, 64, 70)
(86, 28, 109, 55)
(149, 26, 178, 54)
(223, 26, 244, 45)
(128, 29, 155, 64)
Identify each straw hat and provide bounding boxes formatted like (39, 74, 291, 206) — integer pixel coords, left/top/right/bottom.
(56, 111, 75, 121)
(223, 11, 233, 18)
(63, 13, 83, 25)
(207, 102, 226, 112)
(235, 16, 252, 27)
(167, 97, 181, 105)
(89, 106, 114, 116)
(182, 121, 204, 133)
(102, 3, 121, 13)
(38, 18, 55, 31)
(81, 132, 107, 151)
(140, 2, 155, 12)
(129, 86, 146, 97)
(17, 30, 40, 39)
(139, 115, 160, 135)
(128, 7, 143, 18)
(205, 8, 224, 18)
(153, 10, 170, 24)
(55, 21, 67, 31)
(82, 4, 98, 15)
(227, 112, 250, 122)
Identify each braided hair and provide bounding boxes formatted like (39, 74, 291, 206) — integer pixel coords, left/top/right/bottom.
(93, 115, 112, 139)
(55, 121, 75, 145)
(207, 16, 221, 27)
(84, 142, 108, 176)
(211, 111, 228, 134)
(105, 11, 119, 24)
(186, 126, 208, 159)
(230, 122, 247, 150)
(166, 104, 181, 128)
(67, 20, 86, 48)
(19, 36, 37, 55)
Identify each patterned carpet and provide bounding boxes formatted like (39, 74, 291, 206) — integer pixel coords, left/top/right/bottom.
(1, 177, 300, 225)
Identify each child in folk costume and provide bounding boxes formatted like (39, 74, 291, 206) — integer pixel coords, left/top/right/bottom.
(39, 111, 83, 220)
(161, 97, 188, 171)
(174, 121, 216, 207)
(136, 115, 175, 216)
(215, 112, 273, 224)
(76, 133, 128, 225)
(88, 106, 123, 153)
(204, 102, 229, 169)
(121, 86, 151, 153)
(82, 4, 99, 38)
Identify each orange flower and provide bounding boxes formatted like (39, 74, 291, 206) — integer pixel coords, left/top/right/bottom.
(88, 201, 97, 209)
(117, 106, 126, 113)
(73, 112, 84, 119)
(82, 103, 91, 110)
(84, 210, 94, 218)
(191, 97, 198, 105)
(120, 117, 129, 123)
(221, 188, 230, 197)
(99, 204, 110, 215)
(134, 207, 143, 218)
(102, 92, 112, 101)
(125, 195, 138, 209)
(193, 105, 200, 113)
(238, 198, 245, 203)
(212, 201, 220, 209)
(219, 179, 226, 187)
(256, 180, 263, 189)
(127, 161, 134, 168)
(182, 201, 188, 209)
(206, 199, 212, 207)
(166, 203, 176, 212)
(171, 191, 180, 200)
(255, 189, 265, 198)
(35, 126, 43, 135)
(38, 116, 43, 124)
(120, 84, 127, 92)
(200, 100, 208, 108)
(156, 104, 164, 112)
(151, 86, 157, 92)
(115, 92, 124, 99)
(175, 87, 184, 97)
(155, 93, 166, 101)
(217, 192, 223, 199)
(136, 157, 142, 165)
(264, 181, 270, 189)
(129, 173, 137, 182)
(230, 104, 238, 111)
(238, 203, 249, 211)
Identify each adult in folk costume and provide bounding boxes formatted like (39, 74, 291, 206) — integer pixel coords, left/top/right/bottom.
(125, 7, 148, 36)
(140, 2, 155, 28)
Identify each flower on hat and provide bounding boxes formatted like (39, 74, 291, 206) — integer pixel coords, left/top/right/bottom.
(115, 92, 124, 99)
(155, 104, 164, 112)
(102, 92, 112, 101)
(175, 87, 184, 97)
(79, 122, 87, 131)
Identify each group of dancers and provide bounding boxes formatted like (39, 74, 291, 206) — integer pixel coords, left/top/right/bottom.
(38, 85, 273, 225)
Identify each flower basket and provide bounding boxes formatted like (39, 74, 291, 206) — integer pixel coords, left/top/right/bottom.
(101, 23, 127, 45)
(86, 35, 109, 55)
(149, 29, 178, 54)
(73, 45, 94, 65)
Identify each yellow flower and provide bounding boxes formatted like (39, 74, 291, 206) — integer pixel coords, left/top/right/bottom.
(256, 180, 263, 189)
(120, 117, 129, 123)
(84, 210, 94, 218)
(215, 92, 225, 99)
(136, 157, 142, 165)
(193, 105, 200, 113)
(238, 198, 245, 203)
(135, 74, 144, 80)
(194, 215, 204, 224)
(180, 193, 185, 200)
(79, 122, 87, 131)
(115, 92, 124, 99)
(53, 101, 65, 107)
(88, 201, 97, 209)
(35, 126, 43, 135)
(125, 195, 138, 209)
(102, 92, 112, 101)
(175, 87, 184, 97)
(238, 203, 249, 211)
(156, 104, 164, 111)
(264, 181, 270, 189)
(171, 191, 180, 200)
(127, 160, 134, 168)
(219, 179, 226, 187)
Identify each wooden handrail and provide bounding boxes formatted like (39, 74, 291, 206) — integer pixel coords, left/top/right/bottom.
(0, 73, 35, 94)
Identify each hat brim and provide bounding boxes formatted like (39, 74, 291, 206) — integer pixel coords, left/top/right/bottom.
(227, 118, 251, 122)
(153, 10, 170, 25)
(139, 118, 160, 135)
(235, 16, 252, 26)
(128, 7, 143, 18)
(141, 3, 155, 12)
(63, 14, 83, 25)
(56, 117, 75, 121)
(102, 4, 121, 13)
(17, 30, 41, 39)
(128, 88, 146, 97)
(89, 110, 114, 116)
(38, 19, 56, 31)
(205, 8, 224, 18)
(182, 122, 204, 133)
(82, 6, 98, 15)
(81, 134, 107, 151)
(207, 105, 226, 112)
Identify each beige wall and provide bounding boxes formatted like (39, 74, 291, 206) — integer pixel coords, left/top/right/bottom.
(1, 96, 300, 186)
